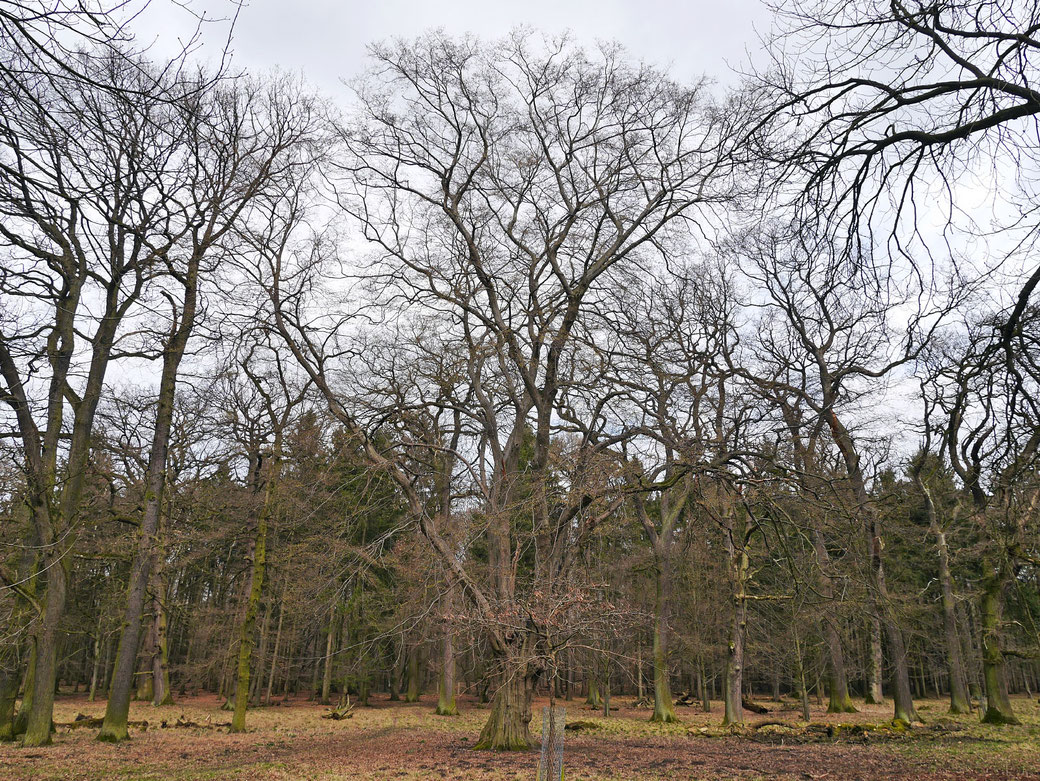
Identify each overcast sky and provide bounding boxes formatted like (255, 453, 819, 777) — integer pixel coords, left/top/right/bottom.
(133, 0, 775, 97)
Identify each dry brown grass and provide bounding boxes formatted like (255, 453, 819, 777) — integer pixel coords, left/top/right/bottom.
(1, 692, 1039, 780)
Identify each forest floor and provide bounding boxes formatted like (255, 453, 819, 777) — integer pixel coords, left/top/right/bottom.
(2, 692, 1040, 780)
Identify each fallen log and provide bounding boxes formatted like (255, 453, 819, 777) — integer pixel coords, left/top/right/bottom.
(565, 720, 601, 731)
(742, 698, 769, 714)
(321, 704, 356, 720)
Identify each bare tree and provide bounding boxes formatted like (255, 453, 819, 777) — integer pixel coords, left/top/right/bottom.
(0, 51, 202, 746)
(921, 301, 1040, 723)
(594, 261, 740, 723)
(761, 0, 1040, 346)
(730, 222, 949, 724)
(263, 31, 740, 749)
(97, 72, 321, 743)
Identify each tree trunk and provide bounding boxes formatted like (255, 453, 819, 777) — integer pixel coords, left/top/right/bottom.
(474, 666, 532, 750)
(320, 612, 336, 706)
(404, 643, 421, 703)
(979, 564, 1018, 724)
(584, 675, 601, 708)
(97, 255, 198, 741)
(813, 531, 856, 713)
(230, 476, 272, 733)
(864, 615, 884, 704)
(23, 555, 69, 746)
(0, 649, 19, 741)
(650, 543, 678, 723)
(265, 595, 285, 706)
(935, 530, 970, 714)
(697, 656, 711, 712)
(435, 630, 457, 716)
(151, 588, 173, 706)
(793, 629, 811, 722)
(87, 627, 102, 704)
(722, 510, 748, 727)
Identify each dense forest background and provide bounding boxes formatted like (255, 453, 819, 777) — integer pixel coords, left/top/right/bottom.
(1, 0, 1039, 755)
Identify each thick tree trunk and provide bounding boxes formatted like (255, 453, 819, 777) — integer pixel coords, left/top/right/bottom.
(650, 545, 678, 723)
(474, 666, 532, 750)
(230, 493, 269, 733)
(723, 591, 745, 727)
(404, 643, 421, 703)
(98, 258, 198, 740)
(824, 623, 856, 713)
(584, 675, 601, 708)
(435, 631, 457, 716)
(23, 556, 69, 746)
(979, 565, 1018, 724)
(136, 659, 154, 703)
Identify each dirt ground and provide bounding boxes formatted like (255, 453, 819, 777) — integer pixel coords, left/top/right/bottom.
(2, 692, 1040, 780)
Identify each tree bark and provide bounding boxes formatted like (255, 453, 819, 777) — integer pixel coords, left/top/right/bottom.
(230, 467, 274, 732)
(473, 666, 533, 750)
(936, 529, 970, 714)
(723, 509, 748, 727)
(864, 615, 884, 704)
(813, 529, 856, 713)
(404, 642, 421, 703)
(435, 630, 458, 716)
(979, 562, 1019, 724)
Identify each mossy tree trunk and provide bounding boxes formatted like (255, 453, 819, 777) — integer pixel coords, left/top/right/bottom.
(584, 674, 601, 708)
(230, 464, 274, 733)
(24, 552, 70, 746)
(136, 661, 154, 702)
(435, 630, 458, 716)
(979, 562, 1018, 724)
(404, 642, 422, 703)
(98, 256, 199, 743)
(633, 483, 688, 724)
(474, 664, 533, 750)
